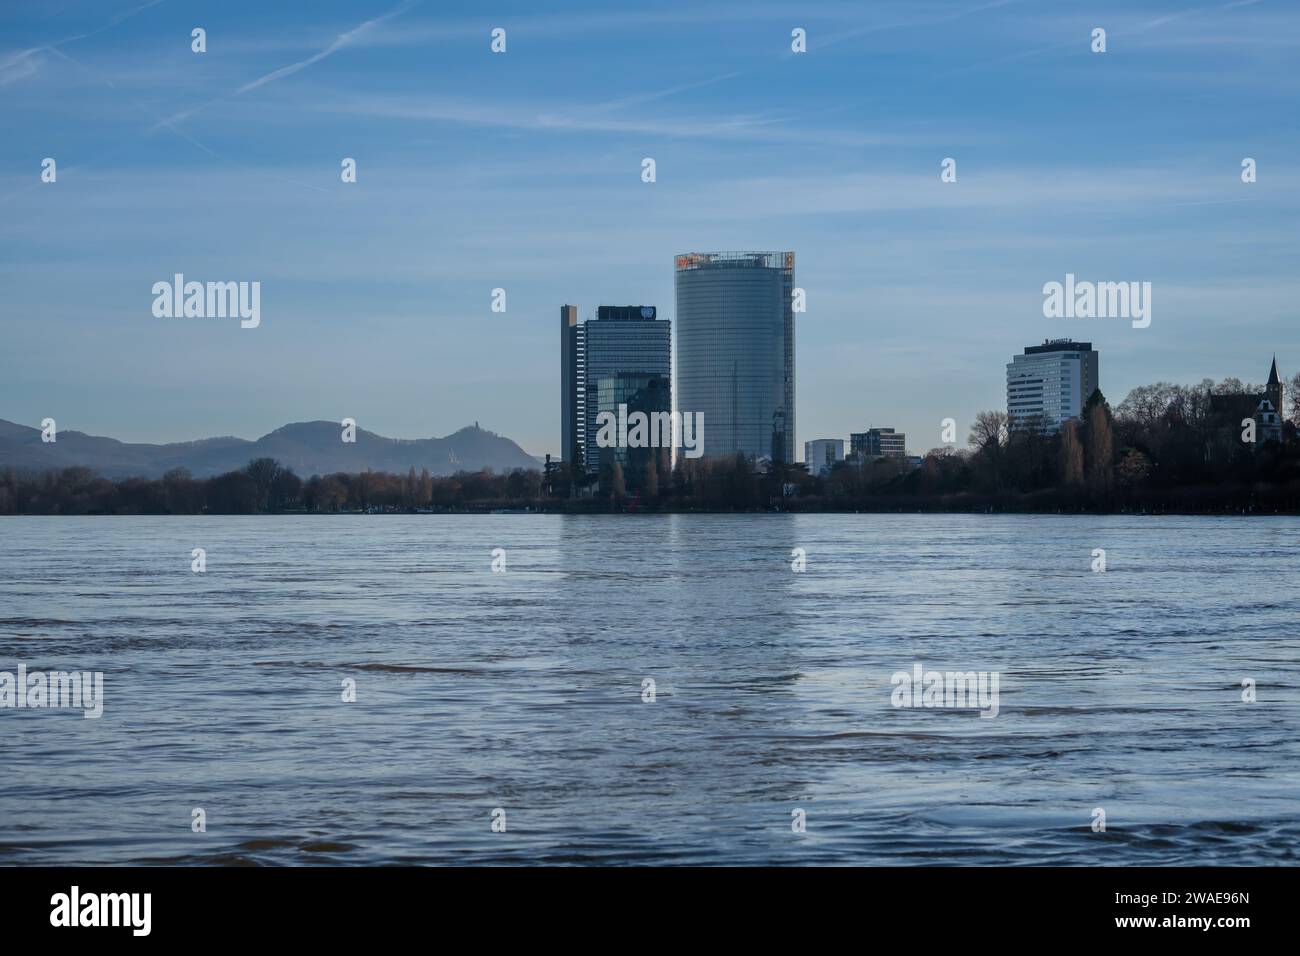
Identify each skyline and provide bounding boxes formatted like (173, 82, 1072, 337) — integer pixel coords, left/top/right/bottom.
(2, 0, 1298, 459)
(1, 325, 1286, 469)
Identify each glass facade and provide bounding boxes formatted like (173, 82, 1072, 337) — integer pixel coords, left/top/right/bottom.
(561, 305, 671, 475)
(594, 372, 671, 489)
(674, 252, 795, 462)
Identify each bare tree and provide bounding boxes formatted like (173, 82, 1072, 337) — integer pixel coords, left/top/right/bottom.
(967, 410, 1009, 490)
(243, 457, 284, 511)
(1116, 382, 1183, 431)
(968, 410, 1008, 453)
(1213, 376, 1245, 395)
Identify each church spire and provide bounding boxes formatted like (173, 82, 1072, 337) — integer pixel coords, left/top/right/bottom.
(1268, 355, 1280, 385)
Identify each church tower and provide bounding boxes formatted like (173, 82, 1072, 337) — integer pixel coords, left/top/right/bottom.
(1266, 356, 1283, 421)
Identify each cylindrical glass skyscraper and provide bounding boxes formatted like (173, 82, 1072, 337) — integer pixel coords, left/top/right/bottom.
(674, 251, 795, 463)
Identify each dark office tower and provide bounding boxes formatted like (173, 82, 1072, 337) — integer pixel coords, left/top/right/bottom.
(560, 305, 585, 466)
(560, 305, 671, 477)
(675, 252, 795, 463)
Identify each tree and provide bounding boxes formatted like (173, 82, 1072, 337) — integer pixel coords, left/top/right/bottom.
(1084, 391, 1115, 494)
(968, 410, 1008, 453)
(315, 475, 348, 511)
(642, 458, 659, 499)
(1060, 420, 1084, 485)
(161, 467, 203, 513)
(1116, 382, 1183, 431)
(1116, 448, 1151, 489)
(207, 471, 259, 514)
(243, 458, 284, 511)
(269, 469, 302, 511)
(968, 410, 1008, 490)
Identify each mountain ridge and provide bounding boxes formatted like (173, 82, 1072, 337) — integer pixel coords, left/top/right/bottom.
(0, 419, 540, 478)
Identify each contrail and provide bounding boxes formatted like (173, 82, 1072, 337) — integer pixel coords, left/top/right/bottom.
(936, 0, 1265, 79)
(0, 0, 167, 83)
(238, 0, 416, 94)
(158, 0, 417, 128)
(0, 44, 329, 204)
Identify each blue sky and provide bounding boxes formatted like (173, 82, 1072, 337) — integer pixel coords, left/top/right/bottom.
(1, 0, 1297, 458)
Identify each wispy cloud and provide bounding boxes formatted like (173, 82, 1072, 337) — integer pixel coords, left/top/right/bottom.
(236, 0, 416, 94)
(0, 48, 41, 86)
(50, 0, 169, 48)
(160, 0, 417, 126)
(309, 91, 948, 147)
(586, 72, 744, 114)
(0, 0, 167, 88)
(0, 45, 328, 204)
(937, 0, 1280, 78)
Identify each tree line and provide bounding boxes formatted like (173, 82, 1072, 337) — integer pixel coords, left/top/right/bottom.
(0, 459, 542, 515)
(4, 375, 1300, 515)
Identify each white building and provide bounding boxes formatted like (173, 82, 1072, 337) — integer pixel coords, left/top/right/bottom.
(803, 438, 844, 476)
(1006, 339, 1099, 432)
(1256, 398, 1283, 446)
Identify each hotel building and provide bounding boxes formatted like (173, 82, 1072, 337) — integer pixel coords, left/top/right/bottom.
(1006, 339, 1099, 432)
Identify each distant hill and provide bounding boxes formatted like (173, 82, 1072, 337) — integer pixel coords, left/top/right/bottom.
(0, 419, 540, 478)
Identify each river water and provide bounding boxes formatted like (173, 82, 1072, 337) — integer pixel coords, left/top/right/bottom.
(0, 513, 1296, 864)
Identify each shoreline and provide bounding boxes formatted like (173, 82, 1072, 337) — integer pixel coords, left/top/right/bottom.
(5, 505, 1299, 517)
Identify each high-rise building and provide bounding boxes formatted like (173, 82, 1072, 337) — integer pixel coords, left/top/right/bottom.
(850, 428, 906, 459)
(1006, 339, 1099, 432)
(560, 305, 671, 476)
(560, 305, 584, 465)
(675, 251, 795, 463)
(804, 438, 844, 476)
